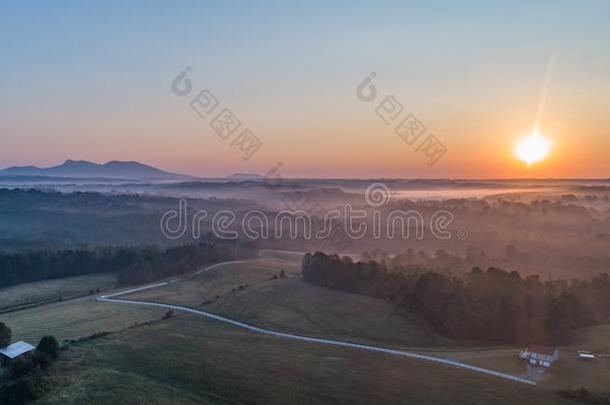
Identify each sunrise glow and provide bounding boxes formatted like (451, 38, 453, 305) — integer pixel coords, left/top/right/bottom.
(514, 132, 554, 166)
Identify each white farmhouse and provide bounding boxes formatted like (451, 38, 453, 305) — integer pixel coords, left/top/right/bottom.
(519, 344, 559, 367)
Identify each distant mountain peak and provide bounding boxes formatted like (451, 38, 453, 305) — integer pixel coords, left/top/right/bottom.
(62, 159, 97, 166)
(0, 160, 190, 180)
(227, 172, 263, 180)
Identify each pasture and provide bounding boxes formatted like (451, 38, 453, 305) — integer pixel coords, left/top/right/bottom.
(124, 254, 610, 394)
(36, 314, 570, 405)
(1, 297, 165, 343)
(0, 273, 117, 312)
(2, 251, 607, 403)
(126, 255, 445, 348)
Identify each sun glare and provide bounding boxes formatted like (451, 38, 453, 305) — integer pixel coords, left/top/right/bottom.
(514, 132, 553, 166)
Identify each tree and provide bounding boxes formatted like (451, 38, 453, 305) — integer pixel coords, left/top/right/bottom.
(0, 322, 11, 347)
(13, 378, 38, 402)
(33, 351, 52, 369)
(10, 357, 34, 378)
(36, 336, 59, 359)
(302, 252, 610, 345)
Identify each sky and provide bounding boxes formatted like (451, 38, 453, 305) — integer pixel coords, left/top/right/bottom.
(0, 0, 608, 178)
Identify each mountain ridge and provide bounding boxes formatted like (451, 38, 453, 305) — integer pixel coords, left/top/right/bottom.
(0, 160, 189, 180)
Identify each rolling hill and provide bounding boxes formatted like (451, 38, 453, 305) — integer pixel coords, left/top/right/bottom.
(0, 159, 189, 180)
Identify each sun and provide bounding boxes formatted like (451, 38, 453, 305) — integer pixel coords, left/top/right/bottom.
(514, 132, 553, 166)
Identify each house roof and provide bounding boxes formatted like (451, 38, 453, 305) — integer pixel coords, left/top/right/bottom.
(0, 341, 35, 359)
(527, 344, 557, 355)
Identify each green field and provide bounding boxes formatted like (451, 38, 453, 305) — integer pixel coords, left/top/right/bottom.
(0, 273, 117, 313)
(126, 255, 446, 348)
(1, 296, 166, 343)
(3, 251, 608, 403)
(123, 253, 610, 394)
(35, 314, 572, 405)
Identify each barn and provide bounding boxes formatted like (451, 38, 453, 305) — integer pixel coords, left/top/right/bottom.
(0, 341, 35, 366)
(519, 344, 559, 367)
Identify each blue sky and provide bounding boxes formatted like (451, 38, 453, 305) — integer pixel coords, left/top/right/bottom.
(1, 1, 608, 177)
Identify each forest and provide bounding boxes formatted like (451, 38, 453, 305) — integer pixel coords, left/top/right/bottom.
(0, 239, 258, 289)
(302, 252, 610, 345)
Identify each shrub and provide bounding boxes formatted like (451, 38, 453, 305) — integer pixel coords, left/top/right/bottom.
(0, 322, 11, 348)
(13, 378, 38, 403)
(10, 357, 35, 379)
(36, 336, 59, 359)
(0, 378, 39, 404)
(33, 352, 52, 370)
(558, 388, 610, 405)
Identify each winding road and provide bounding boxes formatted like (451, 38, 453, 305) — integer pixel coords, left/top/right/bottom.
(97, 260, 536, 386)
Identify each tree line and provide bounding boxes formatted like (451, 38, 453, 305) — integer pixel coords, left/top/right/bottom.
(0, 240, 258, 289)
(302, 252, 610, 345)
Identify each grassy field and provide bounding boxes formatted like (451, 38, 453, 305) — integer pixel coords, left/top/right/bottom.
(124, 253, 610, 394)
(413, 325, 610, 391)
(126, 255, 446, 348)
(3, 250, 607, 403)
(1, 297, 166, 343)
(0, 273, 117, 312)
(461, 349, 610, 391)
(35, 314, 573, 405)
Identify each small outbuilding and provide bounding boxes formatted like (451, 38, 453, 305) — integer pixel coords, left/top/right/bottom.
(0, 341, 35, 366)
(519, 344, 559, 367)
(577, 350, 595, 360)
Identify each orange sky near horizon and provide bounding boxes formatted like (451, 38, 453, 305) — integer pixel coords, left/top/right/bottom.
(1, 1, 608, 179)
